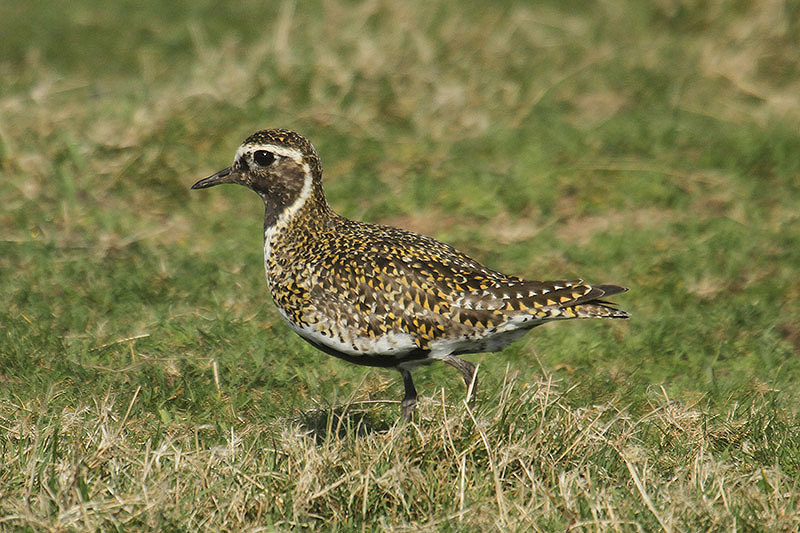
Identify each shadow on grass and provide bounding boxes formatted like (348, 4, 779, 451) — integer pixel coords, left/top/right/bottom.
(296, 405, 393, 443)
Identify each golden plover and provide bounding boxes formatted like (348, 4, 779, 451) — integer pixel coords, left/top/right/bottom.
(192, 129, 629, 420)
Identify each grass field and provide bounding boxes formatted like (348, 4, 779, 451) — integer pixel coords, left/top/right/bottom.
(2, 0, 800, 530)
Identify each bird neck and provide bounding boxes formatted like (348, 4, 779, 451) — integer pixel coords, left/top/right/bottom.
(263, 178, 335, 237)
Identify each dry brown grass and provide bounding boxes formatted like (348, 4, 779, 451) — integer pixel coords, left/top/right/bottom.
(2, 369, 797, 531)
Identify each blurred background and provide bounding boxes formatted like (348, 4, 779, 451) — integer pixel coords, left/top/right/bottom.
(1, 0, 799, 529)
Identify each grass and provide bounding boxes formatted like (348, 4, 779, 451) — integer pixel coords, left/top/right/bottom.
(2, 0, 800, 530)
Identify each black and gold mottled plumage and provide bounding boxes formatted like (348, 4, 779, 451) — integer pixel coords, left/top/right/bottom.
(192, 129, 629, 420)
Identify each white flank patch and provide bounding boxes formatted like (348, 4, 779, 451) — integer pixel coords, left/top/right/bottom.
(427, 327, 532, 358)
(358, 331, 418, 355)
(274, 306, 418, 357)
(428, 337, 475, 358)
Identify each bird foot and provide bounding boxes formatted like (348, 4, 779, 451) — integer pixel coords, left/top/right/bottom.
(400, 397, 417, 422)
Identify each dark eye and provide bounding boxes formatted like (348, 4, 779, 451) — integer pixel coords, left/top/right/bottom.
(253, 150, 275, 167)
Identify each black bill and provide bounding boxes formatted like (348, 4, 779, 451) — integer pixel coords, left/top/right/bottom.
(191, 167, 238, 189)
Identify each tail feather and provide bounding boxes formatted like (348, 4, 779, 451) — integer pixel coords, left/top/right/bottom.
(546, 283, 628, 308)
(592, 284, 629, 298)
(564, 284, 630, 319)
(481, 280, 630, 322)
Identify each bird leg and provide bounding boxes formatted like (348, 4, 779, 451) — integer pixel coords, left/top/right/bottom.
(442, 355, 477, 405)
(399, 368, 417, 422)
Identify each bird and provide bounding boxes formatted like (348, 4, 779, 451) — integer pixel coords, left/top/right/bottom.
(191, 129, 629, 420)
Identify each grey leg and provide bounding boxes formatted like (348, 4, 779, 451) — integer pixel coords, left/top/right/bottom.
(399, 368, 417, 421)
(443, 356, 477, 404)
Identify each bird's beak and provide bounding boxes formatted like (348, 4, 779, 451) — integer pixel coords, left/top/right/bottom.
(191, 167, 240, 190)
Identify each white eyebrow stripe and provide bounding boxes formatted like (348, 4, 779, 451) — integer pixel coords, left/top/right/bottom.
(234, 144, 305, 165)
